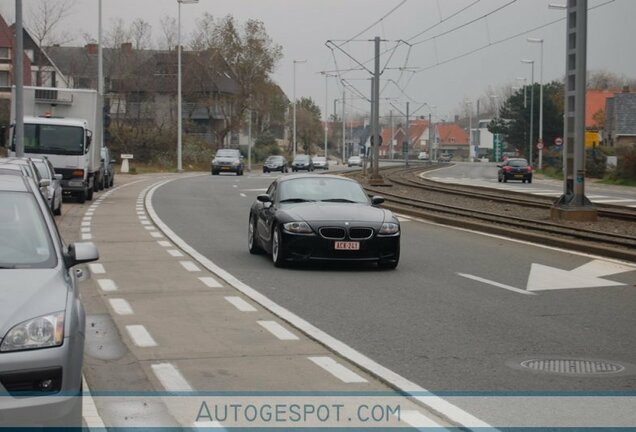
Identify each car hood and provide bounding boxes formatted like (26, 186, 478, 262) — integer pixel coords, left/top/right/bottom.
(214, 157, 239, 163)
(281, 202, 391, 225)
(0, 269, 69, 336)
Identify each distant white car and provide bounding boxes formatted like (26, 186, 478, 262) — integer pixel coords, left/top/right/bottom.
(417, 151, 429, 161)
(347, 155, 362, 167)
(313, 156, 329, 170)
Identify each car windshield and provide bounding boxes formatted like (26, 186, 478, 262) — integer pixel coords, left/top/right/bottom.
(15, 124, 85, 156)
(278, 178, 369, 204)
(216, 150, 240, 158)
(266, 156, 283, 163)
(294, 156, 309, 162)
(0, 191, 55, 268)
(509, 159, 528, 167)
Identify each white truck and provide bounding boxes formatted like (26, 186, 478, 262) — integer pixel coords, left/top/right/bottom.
(8, 86, 104, 203)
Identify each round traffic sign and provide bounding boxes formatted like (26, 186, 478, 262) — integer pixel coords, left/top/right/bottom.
(537, 142, 544, 150)
(370, 135, 383, 146)
(555, 137, 563, 146)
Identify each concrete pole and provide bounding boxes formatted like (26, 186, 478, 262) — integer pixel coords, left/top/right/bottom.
(428, 113, 433, 161)
(404, 102, 410, 168)
(293, 63, 297, 159)
(390, 110, 394, 160)
(14, 0, 24, 156)
(342, 88, 345, 163)
(538, 41, 544, 169)
(529, 63, 535, 165)
(468, 102, 473, 161)
(247, 109, 252, 172)
(98, 0, 104, 153)
(371, 36, 381, 178)
(177, 1, 183, 172)
(323, 73, 328, 159)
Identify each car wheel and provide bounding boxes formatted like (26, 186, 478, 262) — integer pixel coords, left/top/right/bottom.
(503, 176, 508, 183)
(272, 225, 286, 267)
(110, 175, 115, 187)
(497, 175, 502, 183)
(237, 170, 244, 176)
(54, 197, 62, 216)
(522, 179, 526, 183)
(86, 186, 94, 201)
(528, 176, 533, 184)
(104, 175, 111, 189)
(248, 216, 264, 254)
(212, 170, 219, 175)
(77, 190, 86, 204)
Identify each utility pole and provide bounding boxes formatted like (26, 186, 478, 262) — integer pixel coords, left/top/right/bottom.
(370, 36, 382, 182)
(323, 73, 329, 159)
(404, 102, 410, 168)
(14, 0, 24, 156)
(428, 113, 433, 161)
(247, 109, 252, 172)
(342, 87, 346, 163)
(552, 0, 596, 221)
(390, 110, 394, 160)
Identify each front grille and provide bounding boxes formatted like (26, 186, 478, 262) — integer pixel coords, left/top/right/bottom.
(349, 227, 374, 240)
(319, 227, 346, 240)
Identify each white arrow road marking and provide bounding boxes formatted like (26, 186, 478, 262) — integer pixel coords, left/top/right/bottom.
(526, 262, 629, 292)
(458, 273, 536, 296)
(573, 259, 636, 278)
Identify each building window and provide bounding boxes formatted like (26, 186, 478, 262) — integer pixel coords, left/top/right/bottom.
(0, 47, 9, 59)
(0, 71, 9, 87)
(25, 49, 34, 62)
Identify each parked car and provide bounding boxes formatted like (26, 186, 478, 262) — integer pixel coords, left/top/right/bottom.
(248, 174, 400, 269)
(262, 155, 288, 173)
(439, 153, 452, 162)
(498, 158, 533, 183)
(312, 156, 329, 170)
(347, 155, 362, 167)
(212, 149, 244, 175)
(0, 157, 49, 200)
(0, 173, 99, 427)
(32, 157, 63, 216)
(417, 151, 429, 161)
(100, 147, 115, 188)
(291, 155, 314, 172)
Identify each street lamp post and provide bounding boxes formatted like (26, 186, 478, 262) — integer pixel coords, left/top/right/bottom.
(516, 77, 528, 108)
(177, 0, 198, 173)
(528, 38, 544, 170)
(292, 59, 307, 160)
(522, 59, 535, 166)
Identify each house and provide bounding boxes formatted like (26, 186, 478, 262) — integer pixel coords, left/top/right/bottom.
(435, 123, 469, 155)
(605, 87, 636, 148)
(0, 14, 32, 102)
(378, 119, 430, 157)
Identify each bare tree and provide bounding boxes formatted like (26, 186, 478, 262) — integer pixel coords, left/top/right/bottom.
(159, 16, 178, 51)
(105, 18, 130, 49)
(130, 18, 152, 50)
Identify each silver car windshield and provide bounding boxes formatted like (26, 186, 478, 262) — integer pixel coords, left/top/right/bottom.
(0, 192, 56, 268)
(278, 178, 369, 204)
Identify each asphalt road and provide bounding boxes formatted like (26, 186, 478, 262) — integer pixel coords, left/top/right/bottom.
(151, 171, 636, 393)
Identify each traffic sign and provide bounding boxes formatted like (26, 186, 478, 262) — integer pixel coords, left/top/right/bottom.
(555, 137, 563, 146)
(537, 142, 544, 150)
(370, 135, 383, 146)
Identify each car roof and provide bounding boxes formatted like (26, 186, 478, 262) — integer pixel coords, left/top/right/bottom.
(507, 158, 528, 162)
(0, 173, 30, 192)
(277, 173, 358, 184)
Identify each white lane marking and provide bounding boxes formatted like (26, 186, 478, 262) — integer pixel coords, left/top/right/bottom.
(308, 357, 367, 383)
(167, 249, 184, 257)
(146, 177, 493, 429)
(397, 217, 410, 222)
(240, 193, 247, 198)
(89, 263, 105, 274)
(458, 273, 536, 296)
(401, 410, 445, 428)
(82, 217, 92, 222)
(199, 277, 222, 288)
(232, 185, 238, 188)
(109, 298, 134, 315)
(126, 325, 158, 347)
(240, 188, 268, 192)
(225, 296, 257, 312)
(81, 221, 91, 227)
(586, 195, 611, 199)
(97, 279, 118, 292)
(141, 220, 151, 225)
(81, 227, 91, 233)
(531, 192, 562, 196)
(258, 320, 299, 340)
(145, 226, 156, 231)
(151, 363, 193, 392)
(82, 233, 93, 240)
(158, 241, 172, 247)
(180, 261, 200, 272)
(139, 215, 148, 220)
(150, 231, 164, 238)
(629, 205, 636, 208)
(82, 377, 106, 429)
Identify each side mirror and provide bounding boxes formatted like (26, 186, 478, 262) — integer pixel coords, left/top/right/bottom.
(371, 196, 385, 205)
(54, 174, 63, 181)
(110, 159, 116, 164)
(64, 242, 99, 268)
(85, 130, 93, 152)
(257, 194, 271, 203)
(39, 179, 51, 188)
(496, 164, 502, 168)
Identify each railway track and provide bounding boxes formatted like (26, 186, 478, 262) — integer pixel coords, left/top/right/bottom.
(346, 165, 636, 262)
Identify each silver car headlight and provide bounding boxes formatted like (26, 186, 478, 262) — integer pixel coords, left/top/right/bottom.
(232, 161, 240, 166)
(1, 312, 65, 352)
(212, 159, 219, 165)
(283, 221, 313, 234)
(378, 222, 400, 235)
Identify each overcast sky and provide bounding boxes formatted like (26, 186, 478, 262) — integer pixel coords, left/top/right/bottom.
(2, 0, 635, 122)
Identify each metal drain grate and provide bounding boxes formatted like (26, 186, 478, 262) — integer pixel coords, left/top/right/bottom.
(520, 359, 625, 375)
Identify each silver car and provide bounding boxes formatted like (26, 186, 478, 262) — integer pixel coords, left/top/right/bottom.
(0, 173, 99, 427)
(32, 157, 63, 216)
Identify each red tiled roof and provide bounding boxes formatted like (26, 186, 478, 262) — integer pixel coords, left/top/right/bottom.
(437, 123, 469, 146)
(586, 89, 615, 128)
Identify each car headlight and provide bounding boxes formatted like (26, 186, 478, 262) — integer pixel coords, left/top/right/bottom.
(378, 222, 400, 235)
(232, 161, 240, 166)
(283, 221, 313, 234)
(212, 159, 218, 165)
(1, 312, 65, 352)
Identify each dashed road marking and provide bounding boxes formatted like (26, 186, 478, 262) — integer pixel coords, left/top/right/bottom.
(225, 296, 257, 312)
(240, 193, 247, 197)
(89, 263, 105, 274)
(151, 363, 192, 392)
(81, 227, 91, 233)
(82, 378, 106, 429)
(81, 221, 91, 227)
(150, 231, 164, 238)
(145, 226, 156, 231)
(180, 261, 200, 272)
(199, 276, 222, 288)
(308, 357, 367, 383)
(167, 249, 184, 257)
(258, 320, 299, 340)
(109, 298, 134, 315)
(458, 273, 537, 296)
(97, 279, 118, 292)
(158, 241, 172, 247)
(126, 325, 158, 347)
(82, 233, 93, 240)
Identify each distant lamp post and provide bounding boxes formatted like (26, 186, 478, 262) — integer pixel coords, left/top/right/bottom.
(527, 37, 544, 169)
(516, 77, 528, 108)
(292, 59, 307, 159)
(177, 0, 198, 173)
(521, 59, 535, 165)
